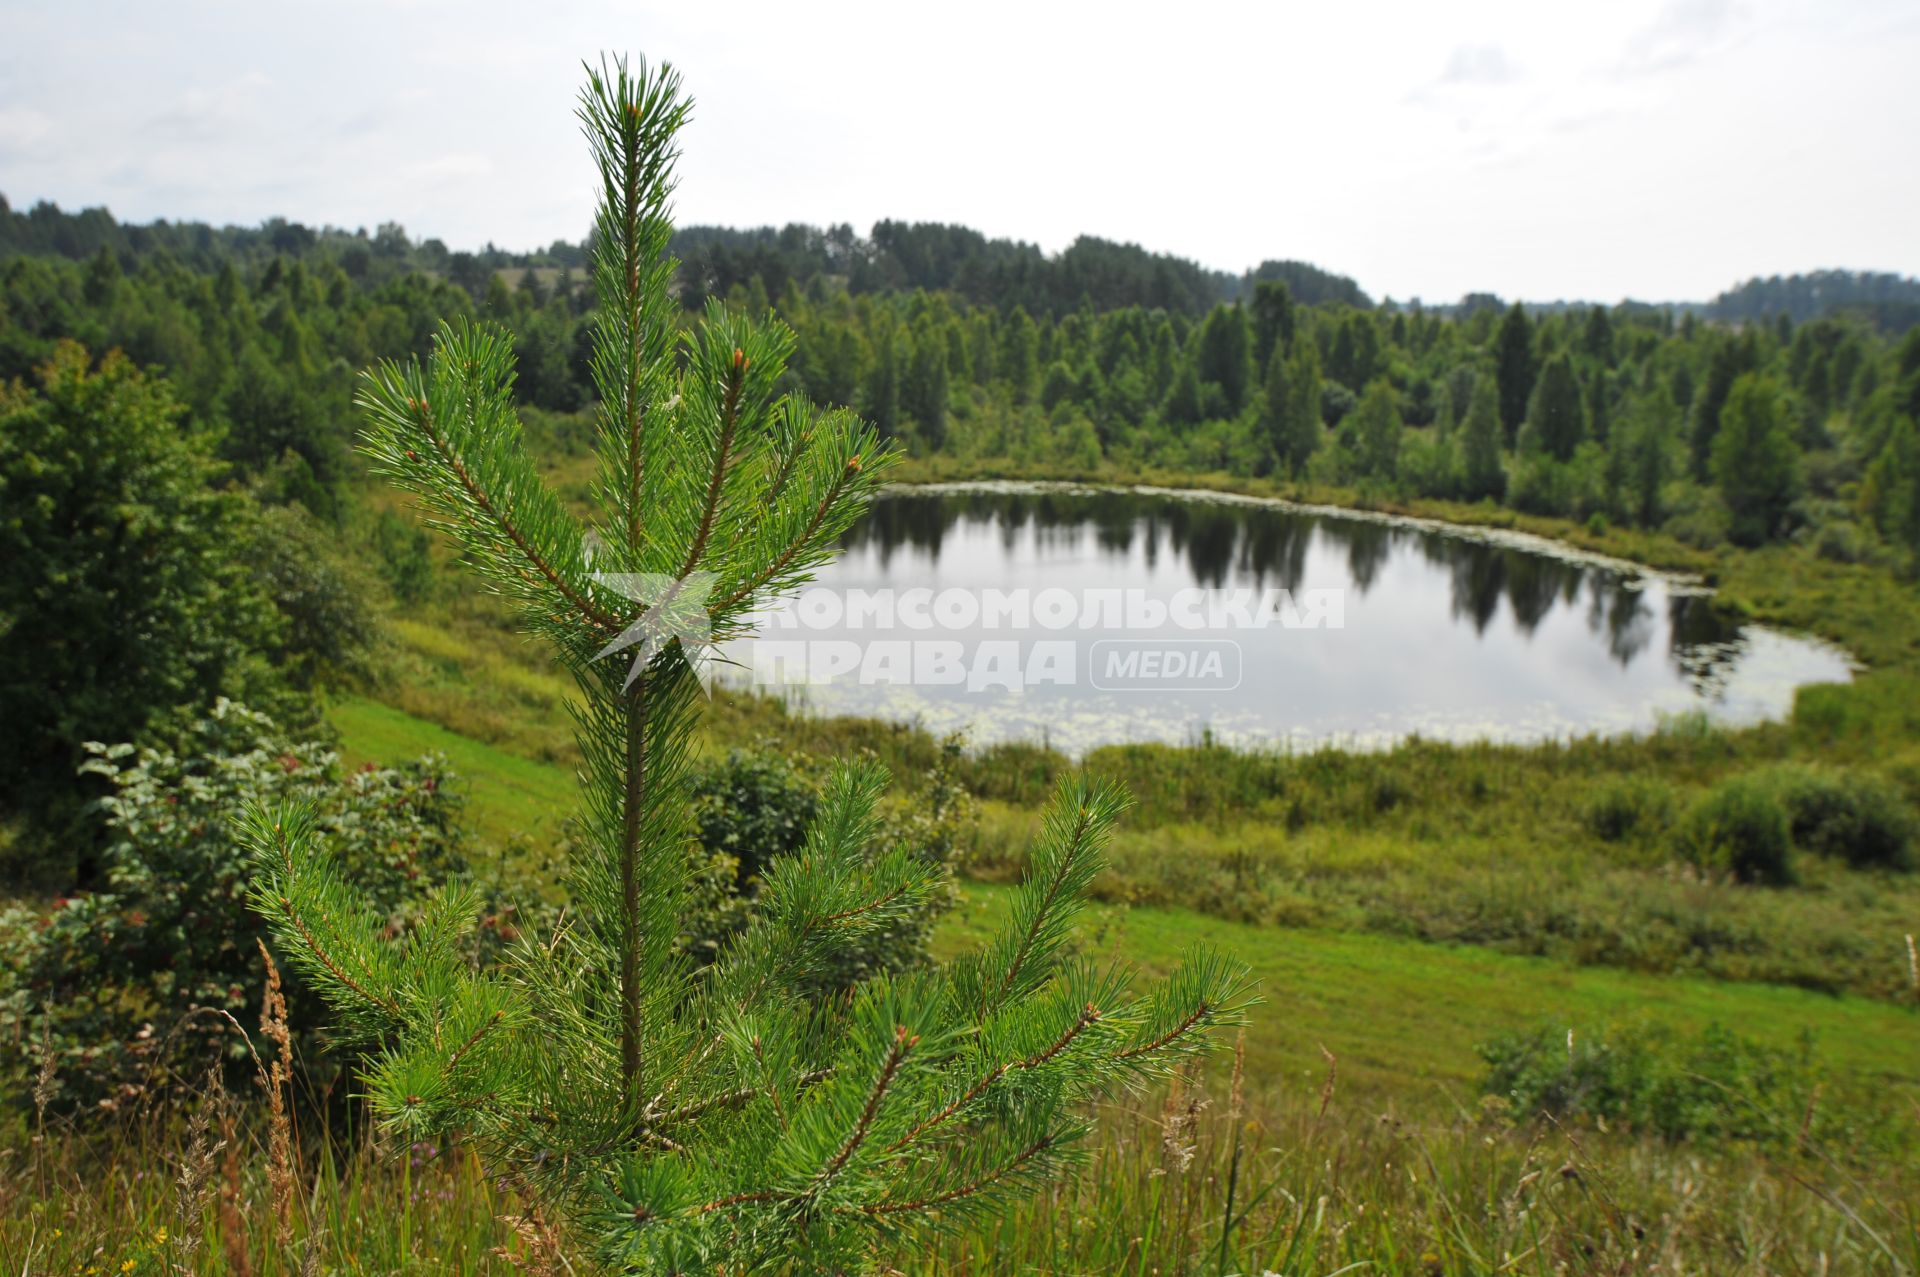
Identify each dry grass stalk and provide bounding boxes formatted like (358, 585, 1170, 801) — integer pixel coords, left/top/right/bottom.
(1228, 1027, 1247, 1125)
(494, 1209, 568, 1276)
(219, 1087, 252, 1277)
(173, 1066, 231, 1262)
(255, 940, 297, 1253)
(1158, 1063, 1205, 1175)
(1317, 1043, 1339, 1119)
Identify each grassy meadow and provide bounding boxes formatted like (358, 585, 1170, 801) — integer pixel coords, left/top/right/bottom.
(10, 473, 1920, 1273)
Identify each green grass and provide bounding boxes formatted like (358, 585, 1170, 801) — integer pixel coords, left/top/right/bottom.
(11, 875, 1916, 1276)
(938, 884, 1920, 1104)
(327, 697, 1920, 1108)
(329, 694, 576, 853)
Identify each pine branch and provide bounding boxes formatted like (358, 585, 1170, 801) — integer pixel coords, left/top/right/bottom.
(274, 894, 400, 1020)
(815, 1024, 915, 1186)
(996, 803, 1095, 1002)
(711, 458, 861, 615)
(446, 1010, 506, 1074)
(412, 395, 619, 631)
(854, 1134, 1055, 1217)
(888, 1004, 1101, 1154)
(652, 1067, 835, 1128)
(678, 348, 748, 577)
(1112, 1000, 1211, 1061)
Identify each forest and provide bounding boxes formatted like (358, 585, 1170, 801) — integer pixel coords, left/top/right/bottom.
(5, 156, 1920, 1274)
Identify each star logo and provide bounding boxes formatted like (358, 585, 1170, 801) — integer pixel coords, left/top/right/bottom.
(583, 533, 718, 690)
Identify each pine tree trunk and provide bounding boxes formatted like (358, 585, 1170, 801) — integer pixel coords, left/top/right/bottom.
(620, 671, 648, 1103)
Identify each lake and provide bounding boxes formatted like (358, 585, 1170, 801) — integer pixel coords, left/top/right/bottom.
(719, 483, 1853, 754)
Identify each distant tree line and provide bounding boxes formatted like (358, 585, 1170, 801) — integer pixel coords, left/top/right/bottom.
(5, 194, 1920, 872)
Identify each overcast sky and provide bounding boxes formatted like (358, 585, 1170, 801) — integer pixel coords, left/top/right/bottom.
(1, 0, 1915, 304)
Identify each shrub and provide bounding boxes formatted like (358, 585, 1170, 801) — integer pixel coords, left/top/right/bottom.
(0, 345, 290, 858)
(691, 748, 819, 887)
(1675, 775, 1794, 884)
(1771, 766, 1914, 870)
(683, 735, 978, 988)
(0, 700, 464, 1112)
(1811, 520, 1870, 564)
(1481, 1020, 1823, 1146)
(1583, 776, 1675, 843)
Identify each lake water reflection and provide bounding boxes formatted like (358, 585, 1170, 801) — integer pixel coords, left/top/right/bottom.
(719, 485, 1852, 754)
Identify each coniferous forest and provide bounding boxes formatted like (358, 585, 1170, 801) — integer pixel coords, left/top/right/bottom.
(4, 52, 1920, 1277)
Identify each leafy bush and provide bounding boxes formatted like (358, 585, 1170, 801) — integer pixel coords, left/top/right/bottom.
(1583, 776, 1676, 843)
(1674, 775, 1794, 884)
(0, 345, 290, 857)
(682, 735, 977, 988)
(1770, 766, 1914, 870)
(691, 748, 819, 887)
(0, 700, 464, 1112)
(1482, 1020, 1824, 1146)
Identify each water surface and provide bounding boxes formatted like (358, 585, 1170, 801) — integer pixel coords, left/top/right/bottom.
(720, 484, 1851, 754)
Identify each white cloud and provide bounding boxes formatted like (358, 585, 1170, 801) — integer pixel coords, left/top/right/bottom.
(0, 0, 1914, 303)
(1439, 44, 1522, 85)
(1618, 0, 1746, 75)
(412, 152, 494, 180)
(0, 107, 53, 156)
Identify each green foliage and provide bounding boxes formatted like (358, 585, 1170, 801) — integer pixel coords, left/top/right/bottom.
(248, 60, 1247, 1271)
(1194, 303, 1253, 413)
(1712, 372, 1801, 547)
(1521, 351, 1585, 462)
(1458, 371, 1506, 501)
(1769, 765, 1914, 870)
(1482, 1020, 1829, 1147)
(0, 699, 461, 1111)
(1347, 378, 1402, 480)
(1582, 775, 1675, 843)
(246, 502, 381, 687)
(1262, 340, 1320, 477)
(0, 343, 289, 852)
(1675, 774, 1795, 884)
(11, 182, 1914, 562)
(1494, 303, 1535, 440)
(1249, 279, 1294, 369)
(692, 748, 819, 889)
(1859, 415, 1919, 552)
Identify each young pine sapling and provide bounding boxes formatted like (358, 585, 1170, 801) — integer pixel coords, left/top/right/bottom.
(246, 55, 1252, 1272)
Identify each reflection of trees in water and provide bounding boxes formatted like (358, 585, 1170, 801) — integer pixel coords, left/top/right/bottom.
(1447, 549, 1507, 635)
(1238, 514, 1311, 590)
(1586, 577, 1655, 666)
(1167, 505, 1241, 588)
(849, 493, 1752, 689)
(1502, 554, 1565, 636)
(1667, 594, 1744, 695)
(1337, 521, 1393, 594)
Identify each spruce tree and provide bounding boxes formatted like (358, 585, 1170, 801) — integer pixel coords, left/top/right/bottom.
(1521, 352, 1585, 462)
(1250, 279, 1295, 370)
(1494, 303, 1536, 443)
(1194, 303, 1253, 413)
(1623, 385, 1675, 527)
(246, 57, 1249, 1272)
